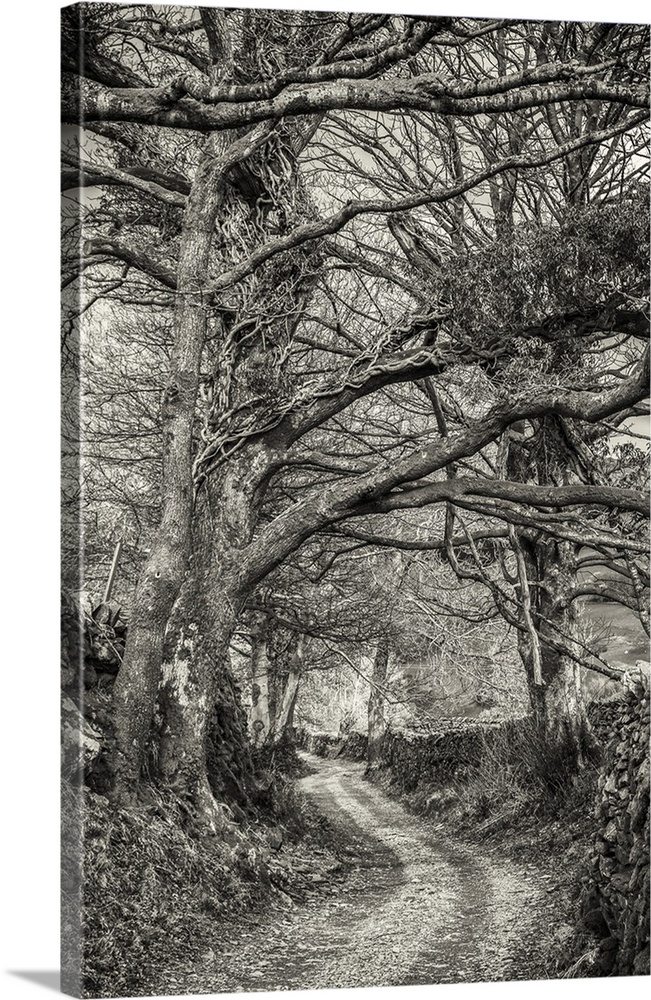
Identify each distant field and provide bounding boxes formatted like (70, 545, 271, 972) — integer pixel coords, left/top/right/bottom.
(582, 601, 649, 670)
(580, 601, 649, 701)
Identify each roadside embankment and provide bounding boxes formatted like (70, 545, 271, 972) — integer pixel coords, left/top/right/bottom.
(299, 690, 650, 979)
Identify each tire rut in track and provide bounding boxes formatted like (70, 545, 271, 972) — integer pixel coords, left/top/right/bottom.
(172, 751, 550, 993)
(299, 756, 518, 987)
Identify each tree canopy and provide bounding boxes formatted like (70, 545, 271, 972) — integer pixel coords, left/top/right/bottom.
(61, 3, 649, 809)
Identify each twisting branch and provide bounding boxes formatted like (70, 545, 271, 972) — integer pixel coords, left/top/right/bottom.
(423, 495, 648, 555)
(365, 478, 648, 517)
(61, 156, 189, 204)
(443, 513, 629, 684)
(176, 19, 449, 105)
(64, 65, 649, 133)
(193, 323, 456, 483)
(207, 113, 649, 295)
(240, 353, 649, 588)
(83, 238, 178, 289)
(327, 525, 509, 552)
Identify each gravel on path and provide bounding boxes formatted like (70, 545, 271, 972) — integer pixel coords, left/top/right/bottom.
(158, 752, 557, 994)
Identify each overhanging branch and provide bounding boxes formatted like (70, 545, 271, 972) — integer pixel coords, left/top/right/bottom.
(239, 351, 649, 588)
(207, 114, 649, 295)
(64, 68, 649, 133)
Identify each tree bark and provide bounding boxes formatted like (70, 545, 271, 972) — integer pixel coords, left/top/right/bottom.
(111, 133, 233, 799)
(517, 536, 591, 749)
(273, 635, 305, 741)
(249, 614, 273, 745)
(502, 410, 594, 760)
(157, 570, 241, 815)
(367, 638, 390, 768)
(155, 440, 274, 821)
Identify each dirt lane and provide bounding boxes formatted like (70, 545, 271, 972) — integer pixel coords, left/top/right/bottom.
(173, 752, 554, 993)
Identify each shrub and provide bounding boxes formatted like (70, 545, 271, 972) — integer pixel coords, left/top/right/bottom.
(455, 717, 601, 824)
(251, 734, 308, 780)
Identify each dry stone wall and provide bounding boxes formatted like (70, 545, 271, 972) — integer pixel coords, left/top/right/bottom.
(298, 731, 368, 761)
(299, 718, 505, 781)
(580, 681, 650, 976)
(378, 719, 504, 790)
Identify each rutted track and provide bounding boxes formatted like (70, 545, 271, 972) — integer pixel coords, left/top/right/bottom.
(169, 752, 554, 992)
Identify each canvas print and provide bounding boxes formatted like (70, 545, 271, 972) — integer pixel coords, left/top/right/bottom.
(61, 3, 650, 997)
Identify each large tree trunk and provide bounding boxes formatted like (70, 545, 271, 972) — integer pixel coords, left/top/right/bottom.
(517, 535, 591, 751)
(158, 573, 257, 829)
(505, 413, 594, 760)
(157, 572, 245, 830)
(141, 85, 315, 805)
(249, 614, 273, 745)
(367, 638, 390, 768)
(156, 441, 275, 822)
(272, 635, 305, 741)
(110, 135, 232, 799)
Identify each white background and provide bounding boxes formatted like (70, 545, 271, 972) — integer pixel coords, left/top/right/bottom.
(1, 1, 648, 998)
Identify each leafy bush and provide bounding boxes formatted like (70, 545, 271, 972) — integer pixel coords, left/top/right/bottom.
(251, 734, 307, 779)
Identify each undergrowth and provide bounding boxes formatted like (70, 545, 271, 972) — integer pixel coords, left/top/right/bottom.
(251, 735, 310, 781)
(453, 717, 602, 828)
(64, 782, 261, 997)
(63, 753, 340, 999)
(370, 715, 602, 850)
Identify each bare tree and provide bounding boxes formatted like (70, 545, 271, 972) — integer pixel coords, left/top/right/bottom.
(62, 5, 649, 813)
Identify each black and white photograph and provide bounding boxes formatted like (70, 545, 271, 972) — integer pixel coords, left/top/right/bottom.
(59, 2, 649, 996)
